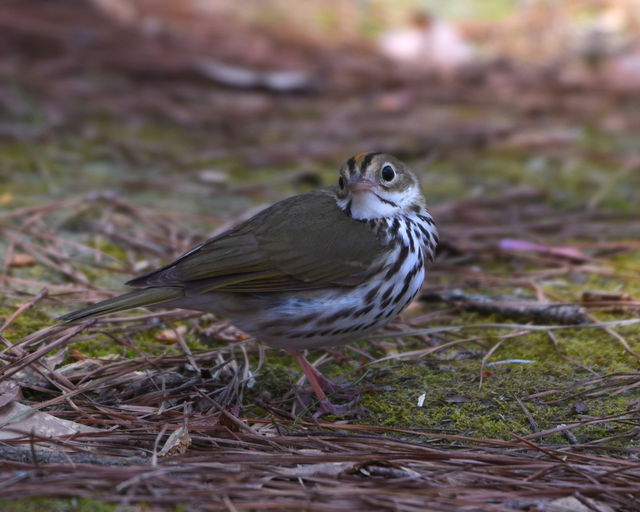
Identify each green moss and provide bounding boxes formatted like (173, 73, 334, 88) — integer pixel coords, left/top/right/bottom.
(0, 306, 52, 342)
(359, 352, 637, 443)
(68, 322, 209, 360)
(0, 498, 125, 512)
(0, 498, 189, 512)
(253, 361, 299, 399)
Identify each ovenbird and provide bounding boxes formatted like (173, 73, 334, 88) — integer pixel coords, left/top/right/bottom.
(60, 152, 438, 415)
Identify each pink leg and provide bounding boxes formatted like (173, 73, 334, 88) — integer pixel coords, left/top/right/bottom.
(287, 349, 364, 418)
(288, 349, 329, 401)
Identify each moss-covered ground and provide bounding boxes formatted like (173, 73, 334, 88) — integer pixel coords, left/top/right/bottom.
(3, 107, 639, 454)
(0, 499, 132, 512)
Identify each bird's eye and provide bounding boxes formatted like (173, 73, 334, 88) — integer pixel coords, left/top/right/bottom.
(338, 177, 345, 189)
(381, 164, 395, 182)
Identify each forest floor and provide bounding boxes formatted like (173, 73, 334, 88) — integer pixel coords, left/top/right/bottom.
(1, 2, 640, 511)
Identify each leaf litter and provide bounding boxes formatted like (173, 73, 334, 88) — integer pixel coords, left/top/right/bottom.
(1, 1, 640, 510)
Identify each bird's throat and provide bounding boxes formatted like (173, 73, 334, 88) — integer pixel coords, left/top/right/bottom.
(347, 191, 400, 220)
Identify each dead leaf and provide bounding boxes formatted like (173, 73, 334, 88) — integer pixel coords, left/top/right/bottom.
(500, 239, 590, 262)
(57, 359, 104, 379)
(69, 349, 88, 361)
(546, 496, 614, 512)
(159, 426, 192, 457)
(204, 323, 249, 342)
(13, 349, 68, 388)
(156, 325, 187, 343)
(0, 381, 21, 408)
(8, 253, 36, 267)
(0, 401, 101, 441)
(277, 462, 350, 478)
(347, 460, 420, 479)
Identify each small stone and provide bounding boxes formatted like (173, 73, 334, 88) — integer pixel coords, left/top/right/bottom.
(570, 401, 589, 414)
(446, 395, 473, 403)
(156, 325, 188, 343)
(197, 169, 228, 185)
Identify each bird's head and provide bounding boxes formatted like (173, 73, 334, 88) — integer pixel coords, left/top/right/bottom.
(336, 152, 425, 220)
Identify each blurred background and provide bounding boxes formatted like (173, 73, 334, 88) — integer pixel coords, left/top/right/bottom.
(2, 0, 640, 296)
(3, 0, 640, 210)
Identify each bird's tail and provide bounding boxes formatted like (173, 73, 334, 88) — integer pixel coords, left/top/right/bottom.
(58, 287, 183, 323)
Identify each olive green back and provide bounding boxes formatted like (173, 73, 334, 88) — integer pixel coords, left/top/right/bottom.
(127, 190, 388, 293)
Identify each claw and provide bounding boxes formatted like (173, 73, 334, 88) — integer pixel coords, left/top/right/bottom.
(287, 349, 369, 418)
(313, 397, 367, 419)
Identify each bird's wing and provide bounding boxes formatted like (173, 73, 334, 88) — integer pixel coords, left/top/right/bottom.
(126, 190, 388, 293)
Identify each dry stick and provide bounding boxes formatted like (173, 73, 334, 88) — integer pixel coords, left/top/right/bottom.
(527, 279, 548, 303)
(3, 275, 89, 294)
(0, 320, 94, 382)
(9, 234, 89, 286)
(588, 157, 640, 211)
(151, 423, 169, 467)
(372, 318, 640, 339)
(368, 337, 479, 365)
(92, 310, 202, 324)
(586, 312, 640, 361)
(515, 397, 539, 433)
(0, 336, 96, 429)
(432, 290, 590, 325)
(222, 496, 240, 512)
(97, 226, 168, 256)
(0, 287, 49, 341)
(610, 378, 640, 397)
(196, 392, 260, 436)
(522, 415, 635, 442)
(524, 372, 640, 402)
(5, 358, 169, 422)
(511, 437, 605, 490)
(509, 432, 570, 462)
(247, 418, 519, 448)
(99, 329, 167, 375)
(26, 363, 80, 412)
(0, 238, 15, 287)
(564, 429, 579, 445)
(547, 330, 599, 376)
(174, 326, 199, 372)
(583, 427, 640, 447)
(0, 196, 86, 221)
(12, 225, 124, 265)
(480, 339, 504, 388)
(0, 324, 65, 358)
(478, 329, 532, 387)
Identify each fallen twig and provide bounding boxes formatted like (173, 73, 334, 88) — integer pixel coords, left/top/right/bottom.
(424, 289, 590, 325)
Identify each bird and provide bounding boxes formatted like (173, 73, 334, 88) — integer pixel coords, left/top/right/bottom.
(59, 152, 439, 416)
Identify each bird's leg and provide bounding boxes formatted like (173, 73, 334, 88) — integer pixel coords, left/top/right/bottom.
(287, 349, 364, 418)
(288, 349, 329, 399)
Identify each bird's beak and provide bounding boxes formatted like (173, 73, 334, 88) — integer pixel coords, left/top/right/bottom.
(348, 175, 376, 193)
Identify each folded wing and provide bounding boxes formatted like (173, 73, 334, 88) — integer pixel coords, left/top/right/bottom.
(126, 190, 388, 293)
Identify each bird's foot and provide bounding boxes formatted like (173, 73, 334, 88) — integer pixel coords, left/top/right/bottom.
(287, 349, 371, 418)
(313, 396, 366, 419)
